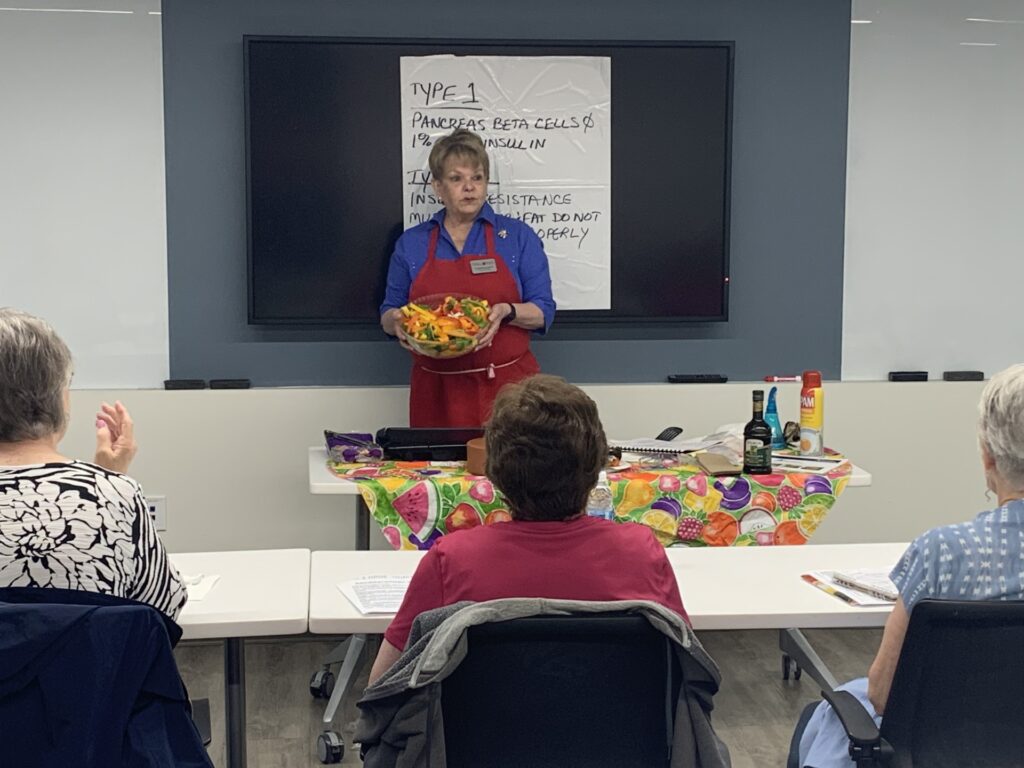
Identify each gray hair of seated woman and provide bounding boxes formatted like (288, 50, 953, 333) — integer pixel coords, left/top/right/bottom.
(0, 308, 73, 443)
(978, 363, 1024, 489)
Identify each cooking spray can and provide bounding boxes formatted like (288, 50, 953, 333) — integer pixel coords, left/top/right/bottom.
(799, 370, 824, 456)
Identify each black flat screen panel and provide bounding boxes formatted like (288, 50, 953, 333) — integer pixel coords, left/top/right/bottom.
(245, 37, 732, 324)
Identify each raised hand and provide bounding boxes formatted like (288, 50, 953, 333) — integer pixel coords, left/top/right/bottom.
(94, 401, 138, 474)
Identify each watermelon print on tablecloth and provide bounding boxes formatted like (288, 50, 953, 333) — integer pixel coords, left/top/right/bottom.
(340, 462, 511, 550)
(392, 481, 439, 543)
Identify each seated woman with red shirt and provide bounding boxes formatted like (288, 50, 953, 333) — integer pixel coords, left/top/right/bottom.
(368, 374, 688, 683)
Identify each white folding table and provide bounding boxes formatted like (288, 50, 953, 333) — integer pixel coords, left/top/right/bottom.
(665, 542, 904, 630)
(309, 542, 905, 698)
(305, 447, 876, 761)
(308, 543, 903, 634)
(173, 548, 311, 768)
(309, 447, 372, 550)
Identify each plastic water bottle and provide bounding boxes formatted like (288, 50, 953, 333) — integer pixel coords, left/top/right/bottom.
(765, 386, 787, 450)
(586, 470, 615, 520)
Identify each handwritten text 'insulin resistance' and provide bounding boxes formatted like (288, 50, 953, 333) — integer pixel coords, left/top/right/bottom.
(406, 185, 577, 205)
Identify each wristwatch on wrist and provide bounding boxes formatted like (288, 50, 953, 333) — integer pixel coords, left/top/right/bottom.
(502, 303, 517, 324)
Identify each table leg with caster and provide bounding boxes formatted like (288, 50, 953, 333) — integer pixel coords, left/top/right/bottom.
(314, 633, 368, 764)
(314, 489, 374, 763)
(778, 628, 838, 690)
(310, 635, 358, 699)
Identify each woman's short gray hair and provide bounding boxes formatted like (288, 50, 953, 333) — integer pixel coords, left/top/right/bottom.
(428, 128, 490, 182)
(978, 363, 1024, 488)
(0, 308, 73, 442)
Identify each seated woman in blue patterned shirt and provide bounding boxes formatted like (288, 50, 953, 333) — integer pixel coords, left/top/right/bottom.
(795, 363, 1024, 768)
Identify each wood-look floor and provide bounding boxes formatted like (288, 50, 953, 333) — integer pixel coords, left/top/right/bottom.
(174, 628, 882, 767)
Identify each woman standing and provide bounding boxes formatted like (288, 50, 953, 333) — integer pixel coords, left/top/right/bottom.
(380, 129, 555, 427)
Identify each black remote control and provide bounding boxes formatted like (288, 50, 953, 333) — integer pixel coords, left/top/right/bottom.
(943, 371, 984, 382)
(164, 379, 206, 390)
(209, 379, 252, 389)
(667, 374, 728, 384)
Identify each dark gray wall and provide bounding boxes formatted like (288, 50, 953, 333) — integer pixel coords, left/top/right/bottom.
(163, 0, 850, 385)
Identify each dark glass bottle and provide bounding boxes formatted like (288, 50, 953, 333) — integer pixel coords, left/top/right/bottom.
(743, 390, 773, 474)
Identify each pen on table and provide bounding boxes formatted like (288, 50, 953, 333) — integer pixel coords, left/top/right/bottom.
(802, 574, 856, 606)
(764, 375, 801, 382)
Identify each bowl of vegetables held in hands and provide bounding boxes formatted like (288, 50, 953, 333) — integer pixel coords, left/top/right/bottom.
(397, 294, 493, 358)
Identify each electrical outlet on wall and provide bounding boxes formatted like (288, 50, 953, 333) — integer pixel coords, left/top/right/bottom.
(148, 495, 167, 531)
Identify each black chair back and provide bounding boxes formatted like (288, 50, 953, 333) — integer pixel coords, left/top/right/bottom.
(0, 585, 210, 761)
(0, 586, 184, 645)
(440, 613, 679, 768)
(880, 599, 1024, 767)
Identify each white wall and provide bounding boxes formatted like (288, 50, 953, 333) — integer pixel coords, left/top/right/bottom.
(0, 1, 169, 387)
(8, 0, 1003, 553)
(10, 0, 1021, 390)
(63, 382, 989, 553)
(842, 0, 1024, 379)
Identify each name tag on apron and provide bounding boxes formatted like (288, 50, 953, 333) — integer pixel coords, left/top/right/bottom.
(469, 258, 498, 275)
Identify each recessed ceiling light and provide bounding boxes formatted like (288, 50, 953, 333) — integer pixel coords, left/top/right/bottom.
(966, 17, 1024, 24)
(959, 42, 999, 46)
(851, 19, 873, 24)
(0, 6, 133, 12)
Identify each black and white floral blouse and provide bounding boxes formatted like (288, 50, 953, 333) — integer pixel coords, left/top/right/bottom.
(0, 461, 187, 620)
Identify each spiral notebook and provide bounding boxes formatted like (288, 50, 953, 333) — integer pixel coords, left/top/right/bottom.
(608, 438, 685, 455)
(609, 435, 724, 455)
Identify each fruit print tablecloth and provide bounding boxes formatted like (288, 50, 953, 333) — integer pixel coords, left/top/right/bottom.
(328, 459, 852, 550)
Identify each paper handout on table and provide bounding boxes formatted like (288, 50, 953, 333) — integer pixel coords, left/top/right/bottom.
(833, 569, 899, 601)
(181, 573, 220, 601)
(338, 575, 412, 614)
(771, 453, 850, 474)
(803, 571, 893, 607)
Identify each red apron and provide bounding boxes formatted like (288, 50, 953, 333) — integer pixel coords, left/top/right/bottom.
(407, 221, 540, 427)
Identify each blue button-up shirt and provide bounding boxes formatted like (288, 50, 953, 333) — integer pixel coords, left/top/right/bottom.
(890, 499, 1024, 611)
(380, 203, 556, 332)
(799, 498, 1024, 768)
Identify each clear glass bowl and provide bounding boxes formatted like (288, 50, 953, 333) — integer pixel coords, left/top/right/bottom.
(397, 293, 492, 359)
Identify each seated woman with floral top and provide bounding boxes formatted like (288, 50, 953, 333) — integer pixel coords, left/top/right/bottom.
(0, 308, 186, 620)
